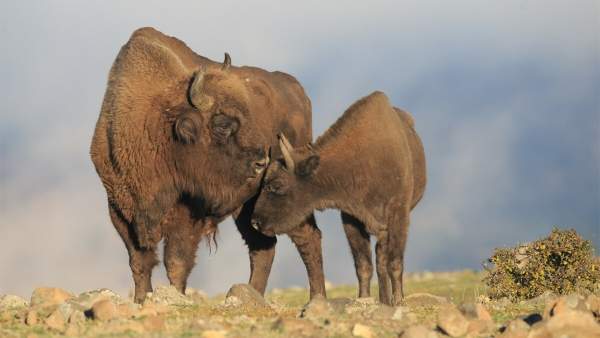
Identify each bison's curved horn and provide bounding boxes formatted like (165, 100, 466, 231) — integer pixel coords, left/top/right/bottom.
(222, 52, 231, 71)
(189, 68, 213, 110)
(278, 133, 295, 172)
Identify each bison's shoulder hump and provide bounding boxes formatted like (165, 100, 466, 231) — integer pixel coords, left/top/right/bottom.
(393, 107, 415, 128)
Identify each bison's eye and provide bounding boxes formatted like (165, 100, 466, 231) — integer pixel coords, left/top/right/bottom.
(211, 113, 239, 143)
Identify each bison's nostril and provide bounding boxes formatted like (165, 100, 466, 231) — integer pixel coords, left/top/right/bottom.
(250, 219, 261, 230)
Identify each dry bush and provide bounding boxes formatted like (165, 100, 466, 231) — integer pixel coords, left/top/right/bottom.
(484, 228, 600, 301)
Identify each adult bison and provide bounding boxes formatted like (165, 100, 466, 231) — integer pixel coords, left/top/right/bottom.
(90, 27, 324, 303)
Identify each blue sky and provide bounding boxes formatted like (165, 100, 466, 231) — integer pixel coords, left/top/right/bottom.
(0, 0, 598, 297)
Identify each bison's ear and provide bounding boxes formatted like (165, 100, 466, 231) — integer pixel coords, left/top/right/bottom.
(296, 155, 320, 177)
(174, 113, 200, 144)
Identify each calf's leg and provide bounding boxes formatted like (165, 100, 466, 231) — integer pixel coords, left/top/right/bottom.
(287, 213, 326, 299)
(388, 211, 410, 305)
(375, 230, 392, 305)
(341, 212, 373, 298)
(109, 204, 159, 304)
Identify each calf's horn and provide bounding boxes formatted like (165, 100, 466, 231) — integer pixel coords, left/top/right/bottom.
(278, 133, 295, 171)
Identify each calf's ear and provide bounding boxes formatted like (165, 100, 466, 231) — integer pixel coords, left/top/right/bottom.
(296, 155, 320, 177)
(174, 113, 200, 144)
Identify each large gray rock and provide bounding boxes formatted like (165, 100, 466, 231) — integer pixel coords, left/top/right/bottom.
(71, 289, 124, 309)
(145, 285, 193, 306)
(299, 296, 334, 320)
(272, 316, 317, 335)
(91, 299, 117, 321)
(436, 305, 469, 337)
(400, 325, 439, 338)
(224, 284, 268, 309)
(404, 293, 448, 307)
(30, 287, 73, 308)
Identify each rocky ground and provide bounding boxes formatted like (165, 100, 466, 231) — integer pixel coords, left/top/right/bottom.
(0, 271, 598, 337)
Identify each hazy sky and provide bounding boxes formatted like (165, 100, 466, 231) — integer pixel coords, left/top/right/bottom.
(1, 1, 598, 298)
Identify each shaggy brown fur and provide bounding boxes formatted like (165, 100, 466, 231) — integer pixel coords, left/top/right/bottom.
(251, 91, 427, 305)
(90, 27, 324, 303)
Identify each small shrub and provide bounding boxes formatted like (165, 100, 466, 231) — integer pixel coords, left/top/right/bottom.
(484, 228, 600, 300)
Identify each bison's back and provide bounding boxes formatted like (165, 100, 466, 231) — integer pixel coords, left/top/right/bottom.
(236, 66, 312, 147)
(392, 107, 426, 210)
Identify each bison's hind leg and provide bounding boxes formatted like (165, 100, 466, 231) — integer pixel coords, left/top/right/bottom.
(375, 230, 392, 305)
(109, 205, 159, 304)
(163, 202, 205, 294)
(387, 210, 410, 305)
(341, 212, 373, 298)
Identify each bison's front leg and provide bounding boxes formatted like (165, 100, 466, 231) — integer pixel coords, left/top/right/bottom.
(287, 214, 326, 299)
(162, 202, 206, 294)
(109, 205, 159, 303)
(341, 212, 373, 298)
(235, 198, 277, 295)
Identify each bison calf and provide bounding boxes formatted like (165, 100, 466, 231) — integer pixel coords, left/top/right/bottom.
(251, 91, 426, 305)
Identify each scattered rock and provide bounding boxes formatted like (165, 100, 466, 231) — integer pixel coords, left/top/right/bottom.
(502, 318, 530, 333)
(368, 305, 396, 320)
(272, 317, 317, 334)
(104, 319, 145, 334)
(225, 284, 268, 309)
(0, 310, 15, 323)
(223, 295, 242, 307)
(64, 323, 80, 336)
(71, 289, 123, 309)
(142, 315, 165, 331)
(497, 331, 529, 338)
(437, 305, 469, 337)
(91, 299, 117, 321)
(0, 295, 28, 310)
(68, 310, 86, 324)
(134, 302, 169, 318)
(352, 323, 373, 338)
(585, 294, 600, 315)
(45, 309, 66, 332)
(344, 297, 377, 314)
(545, 309, 600, 334)
(30, 287, 73, 308)
(400, 325, 439, 338)
(544, 294, 588, 318)
(461, 303, 493, 322)
(467, 319, 494, 336)
(146, 285, 193, 306)
(404, 293, 448, 307)
(328, 297, 353, 312)
(185, 287, 208, 304)
(299, 296, 333, 320)
(25, 310, 38, 325)
(116, 303, 139, 318)
(201, 330, 228, 338)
